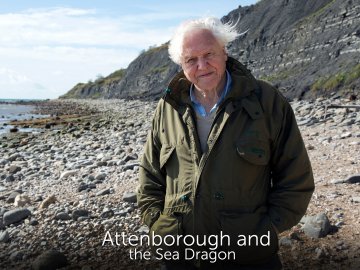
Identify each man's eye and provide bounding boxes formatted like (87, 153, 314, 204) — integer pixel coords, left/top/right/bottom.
(186, 58, 195, 64)
(206, 52, 214, 58)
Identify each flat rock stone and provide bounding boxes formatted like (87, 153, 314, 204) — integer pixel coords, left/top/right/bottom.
(95, 173, 107, 180)
(345, 175, 360, 184)
(60, 170, 78, 179)
(55, 212, 71, 221)
(303, 212, 331, 238)
(3, 208, 31, 226)
(122, 192, 137, 203)
(96, 188, 110, 196)
(8, 165, 21, 174)
(32, 250, 68, 270)
(352, 196, 360, 203)
(72, 209, 89, 221)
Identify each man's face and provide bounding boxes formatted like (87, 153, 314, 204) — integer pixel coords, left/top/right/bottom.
(181, 29, 228, 93)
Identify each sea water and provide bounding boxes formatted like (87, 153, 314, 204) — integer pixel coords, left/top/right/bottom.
(0, 99, 48, 134)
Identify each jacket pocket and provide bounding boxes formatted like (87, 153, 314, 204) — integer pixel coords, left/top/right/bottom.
(159, 144, 175, 169)
(149, 213, 183, 252)
(220, 212, 278, 264)
(236, 139, 270, 165)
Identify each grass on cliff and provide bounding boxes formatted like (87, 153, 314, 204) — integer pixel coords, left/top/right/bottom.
(60, 69, 126, 99)
(311, 64, 360, 92)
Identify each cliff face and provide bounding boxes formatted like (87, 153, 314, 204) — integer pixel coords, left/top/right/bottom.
(225, 0, 360, 99)
(61, 0, 360, 100)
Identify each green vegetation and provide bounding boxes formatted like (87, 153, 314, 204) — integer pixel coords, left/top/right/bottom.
(146, 65, 168, 75)
(142, 43, 169, 56)
(60, 68, 126, 99)
(311, 64, 360, 92)
(259, 69, 296, 82)
(296, 0, 336, 27)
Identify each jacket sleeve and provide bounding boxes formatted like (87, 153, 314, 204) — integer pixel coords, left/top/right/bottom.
(267, 92, 315, 234)
(137, 102, 166, 228)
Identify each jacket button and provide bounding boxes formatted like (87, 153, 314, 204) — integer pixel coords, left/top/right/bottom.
(214, 192, 224, 200)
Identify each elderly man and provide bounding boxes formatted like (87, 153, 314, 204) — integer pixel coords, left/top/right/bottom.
(137, 17, 314, 269)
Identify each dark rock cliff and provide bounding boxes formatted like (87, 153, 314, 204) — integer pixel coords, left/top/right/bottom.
(60, 0, 360, 100)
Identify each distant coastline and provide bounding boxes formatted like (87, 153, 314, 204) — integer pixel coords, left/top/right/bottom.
(0, 98, 49, 104)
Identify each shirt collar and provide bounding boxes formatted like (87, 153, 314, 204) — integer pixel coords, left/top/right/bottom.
(190, 69, 232, 116)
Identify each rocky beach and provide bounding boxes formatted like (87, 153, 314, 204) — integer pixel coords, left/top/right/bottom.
(0, 97, 359, 269)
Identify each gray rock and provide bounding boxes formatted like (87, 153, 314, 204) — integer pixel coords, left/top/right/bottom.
(352, 196, 360, 203)
(10, 250, 24, 261)
(77, 183, 89, 192)
(137, 225, 149, 234)
(3, 208, 31, 226)
(345, 175, 360, 184)
(123, 162, 139, 170)
(331, 179, 346, 184)
(0, 207, 7, 216)
(8, 153, 22, 161)
(340, 132, 352, 139)
(96, 188, 111, 196)
(122, 192, 137, 203)
(279, 236, 292, 246)
(8, 165, 21, 174)
(100, 208, 114, 219)
(5, 175, 15, 182)
(32, 250, 68, 270)
(29, 219, 39, 226)
(55, 212, 71, 221)
(60, 170, 78, 179)
(95, 173, 107, 180)
(72, 209, 89, 221)
(0, 230, 10, 243)
(303, 212, 331, 238)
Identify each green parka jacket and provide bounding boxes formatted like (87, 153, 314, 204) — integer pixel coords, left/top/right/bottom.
(138, 57, 314, 265)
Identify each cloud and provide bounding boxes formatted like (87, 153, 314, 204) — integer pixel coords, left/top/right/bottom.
(0, 7, 174, 48)
(0, 68, 31, 84)
(0, 6, 202, 99)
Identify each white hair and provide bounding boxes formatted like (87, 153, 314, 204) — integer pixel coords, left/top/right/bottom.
(168, 17, 240, 65)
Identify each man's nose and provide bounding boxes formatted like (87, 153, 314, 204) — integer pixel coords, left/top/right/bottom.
(197, 57, 208, 69)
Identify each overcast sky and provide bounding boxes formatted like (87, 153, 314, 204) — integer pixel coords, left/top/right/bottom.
(0, 0, 258, 99)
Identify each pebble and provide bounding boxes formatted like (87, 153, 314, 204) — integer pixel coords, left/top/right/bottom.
(55, 212, 71, 221)
(122, 192, 137, 203)
(72, 209, 89, 221)
(96, 188, 111, 196)
(8, 165, 21, 174)
(60, 170, 78, 179)
(0, 230, 10, 243)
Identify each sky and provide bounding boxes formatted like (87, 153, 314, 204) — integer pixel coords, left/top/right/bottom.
(0, 1, 258, 99)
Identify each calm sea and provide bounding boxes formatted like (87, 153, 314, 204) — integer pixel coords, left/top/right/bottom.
(0, 99, 48, 134)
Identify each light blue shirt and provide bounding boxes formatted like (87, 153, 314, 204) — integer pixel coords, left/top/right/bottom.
(190, 69, 232, 117)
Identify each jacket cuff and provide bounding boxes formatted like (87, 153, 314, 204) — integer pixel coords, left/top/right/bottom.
(143, 208, 161, 228)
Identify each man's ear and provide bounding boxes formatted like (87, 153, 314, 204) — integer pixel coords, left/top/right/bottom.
(224, 49, 228, 61)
